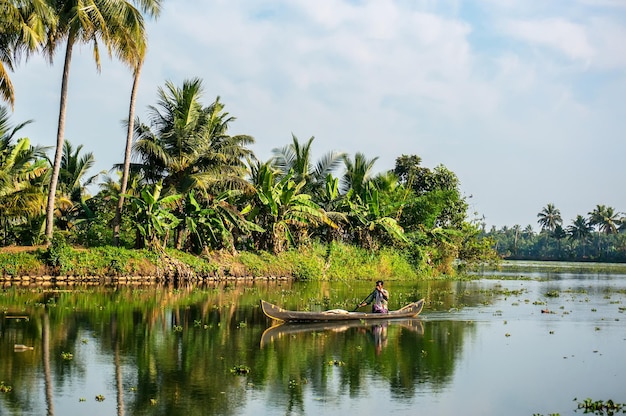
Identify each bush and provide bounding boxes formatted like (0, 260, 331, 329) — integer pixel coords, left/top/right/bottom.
(42, 234, 74, 274)
(0, 252, 43, 276)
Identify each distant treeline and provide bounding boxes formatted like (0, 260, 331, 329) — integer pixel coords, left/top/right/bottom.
(483, 203, 626, 262)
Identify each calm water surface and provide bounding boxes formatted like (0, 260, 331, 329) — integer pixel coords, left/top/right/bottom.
(1, 262, 625, 416)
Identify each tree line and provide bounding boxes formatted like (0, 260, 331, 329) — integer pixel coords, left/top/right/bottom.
(0, 2, 496, 274)
(484, 203, 626, 262)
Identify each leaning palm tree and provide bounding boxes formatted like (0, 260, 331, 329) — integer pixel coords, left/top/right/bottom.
(537, 203, 562, 232)
(43, 0, 150, 241)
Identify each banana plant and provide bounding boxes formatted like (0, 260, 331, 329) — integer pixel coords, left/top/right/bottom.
(125, 182, 182, 249)
(248, 162, 336, 253)
(345, 181, 407, 250)
(183, 190, 263, 253)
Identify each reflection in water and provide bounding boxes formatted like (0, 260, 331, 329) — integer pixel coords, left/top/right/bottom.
(260, 318, 423, 350)
(369, 323, 387, 355)
(1, 276, 625, 415)
(42, 309, 54, 416)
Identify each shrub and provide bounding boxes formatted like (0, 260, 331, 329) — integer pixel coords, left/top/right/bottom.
(0, 252, 44, 276)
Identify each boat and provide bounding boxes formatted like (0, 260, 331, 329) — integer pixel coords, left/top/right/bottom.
(260, 298, 425, 323)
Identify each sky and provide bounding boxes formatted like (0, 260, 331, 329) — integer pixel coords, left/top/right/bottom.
(7, 0, 626, 230)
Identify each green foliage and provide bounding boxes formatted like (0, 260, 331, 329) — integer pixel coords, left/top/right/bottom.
(322, 241, 417, 280)
(237, 250, 288, 277)
(43, 234, 73, 273)
(0, 381, 13, 393)
(377, 247, 417, 279)
(126, 182, 182, 249)
(0, 251, 43, 276)
(576, 398, 625, 415)
(457, 222, 500, 266)
(280, 247, 324, 281)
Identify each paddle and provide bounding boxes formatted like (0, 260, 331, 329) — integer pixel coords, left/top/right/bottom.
(352, 290, 375, 312)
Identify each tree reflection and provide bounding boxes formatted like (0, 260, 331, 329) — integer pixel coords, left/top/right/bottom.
(0, 281, 482, 415)
(42, 309, 54, 416)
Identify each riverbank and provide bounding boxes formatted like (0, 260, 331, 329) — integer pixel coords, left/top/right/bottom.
(0, 240, 432, 284)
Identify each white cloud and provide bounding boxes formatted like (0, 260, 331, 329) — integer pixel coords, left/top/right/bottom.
(503, 17, 594, 62)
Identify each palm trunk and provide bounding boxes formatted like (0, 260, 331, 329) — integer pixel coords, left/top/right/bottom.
(113, 61, 143, 246)
(45, 37, 74, 241)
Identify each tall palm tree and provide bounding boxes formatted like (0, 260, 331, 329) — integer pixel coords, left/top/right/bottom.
(112, 0, 162, 246)
(0, 0, 55, 108)
(43, 0, 150, 241)
(537, 203, 562, 232)
(588, 204, 621, 235)
(271, 134, 344, 197)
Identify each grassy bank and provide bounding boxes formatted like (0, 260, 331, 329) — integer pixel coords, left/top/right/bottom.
(0, 241, 434, 283)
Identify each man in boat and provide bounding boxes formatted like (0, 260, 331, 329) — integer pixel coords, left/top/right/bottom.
(359, 280, 389, 313)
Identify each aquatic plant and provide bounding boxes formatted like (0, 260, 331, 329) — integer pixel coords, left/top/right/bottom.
(575, 398, 625, 415)
(231, 365, 250, 375)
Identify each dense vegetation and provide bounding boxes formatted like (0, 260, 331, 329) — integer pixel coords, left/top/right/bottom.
(0, 1, 496, 279)
(484, 203, 626, 262)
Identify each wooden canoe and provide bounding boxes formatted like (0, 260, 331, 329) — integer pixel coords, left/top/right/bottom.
(260, 298, 425, 322)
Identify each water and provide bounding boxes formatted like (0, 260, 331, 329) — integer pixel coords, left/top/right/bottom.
(1, 264, 625, 416)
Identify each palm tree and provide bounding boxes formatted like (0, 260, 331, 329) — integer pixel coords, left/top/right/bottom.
(512, 224, 521, 256)
(112, 0, 162, 246)
(568, 215, 592, 241)
(50, 140, 103, 231)
(134, 80, 253, 193)
(567, 214, 592, 258)
(43, 0, 151, 241)
(0, 107, 48, 244)
(588, 204, 621, 235)
(341, 152, 378, 198)
(0, 0, 54, 108)
(57, 140, 101, 203)
(537, 203, 562, 232)
(523, 225, 534, 238)
(132, 79, 254, 249)
(271, 134, 344, 198)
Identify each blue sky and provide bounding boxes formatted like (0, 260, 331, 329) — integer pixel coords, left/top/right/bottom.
(8, 0, 626, 230)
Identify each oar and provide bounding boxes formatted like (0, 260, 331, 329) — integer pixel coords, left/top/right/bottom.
(352, 291, 374, 312)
